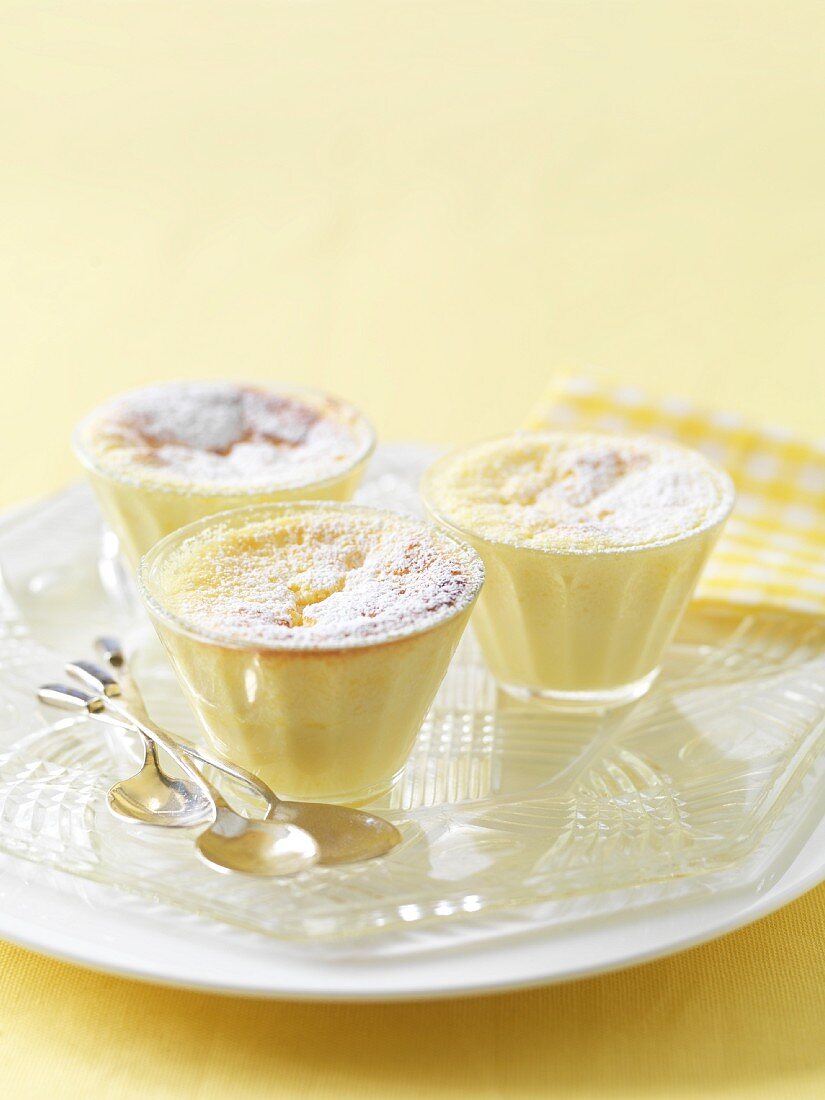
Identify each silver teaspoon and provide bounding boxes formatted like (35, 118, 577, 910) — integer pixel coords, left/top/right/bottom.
(93, 640, 403, 866)
(40, 673, 211, 829)
(39, 682, 319, 877)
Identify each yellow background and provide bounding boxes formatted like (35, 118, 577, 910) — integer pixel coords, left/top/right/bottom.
(1, 2, 825, 1097)
(2, 1, 824, 511)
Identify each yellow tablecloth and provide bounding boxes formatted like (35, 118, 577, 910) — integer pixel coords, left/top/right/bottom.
(4, 892, 825, 1100)
(1, 3, 825, 1097)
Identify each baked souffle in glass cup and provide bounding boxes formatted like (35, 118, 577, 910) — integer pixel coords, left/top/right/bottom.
(422, 431, 735, 711)
(138, 501, 484, 804)
(74, 382, 376, 568)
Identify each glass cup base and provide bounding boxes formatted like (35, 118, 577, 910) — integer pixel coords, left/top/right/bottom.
(277, 767, 405, 808)
(498, 668, 660, 713)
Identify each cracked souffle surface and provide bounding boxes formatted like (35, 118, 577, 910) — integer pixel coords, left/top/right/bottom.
(424, 432, 734, 552)
(147, 505, 484, 648)
(75, 382, 373, 492)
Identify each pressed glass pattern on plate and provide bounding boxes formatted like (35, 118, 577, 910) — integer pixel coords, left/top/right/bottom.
(0, 447, 823, 941)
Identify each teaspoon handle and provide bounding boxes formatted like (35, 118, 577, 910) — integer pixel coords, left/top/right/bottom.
(95, 638, 281, 813)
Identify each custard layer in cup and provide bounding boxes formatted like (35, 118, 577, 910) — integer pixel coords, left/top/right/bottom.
(138, 502, 484, 803)
(74, 382, 375, 568)
(422, 432, 734, 711)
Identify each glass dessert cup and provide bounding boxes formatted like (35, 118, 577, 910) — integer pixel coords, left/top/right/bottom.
(422, 433, 735, 712)
(74, 383, 375, 569)
(138, 502, 484, 804)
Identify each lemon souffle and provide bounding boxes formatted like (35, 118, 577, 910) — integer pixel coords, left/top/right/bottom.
(423, 432, 734, 709)
(140, 503, 484, 802)
(75, 382, 374, 565)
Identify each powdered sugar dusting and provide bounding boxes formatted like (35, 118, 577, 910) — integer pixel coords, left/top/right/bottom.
(154, 506, 484, 647)
(78, 383, 372, 491)
(426, 432, 734, 550)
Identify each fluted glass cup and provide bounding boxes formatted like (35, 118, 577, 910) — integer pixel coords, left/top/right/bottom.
(74, 385, 375, 569)
(138, 502, 484, 804)
(422, 435, 735, 711)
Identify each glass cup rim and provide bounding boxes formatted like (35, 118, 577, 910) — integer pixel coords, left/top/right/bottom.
(72, 381, 377, 498)
(138, 499, 485, 654)
(420, 430, 737, 558)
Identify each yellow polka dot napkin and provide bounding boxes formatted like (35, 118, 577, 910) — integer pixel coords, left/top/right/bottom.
(528, 377, 825, 615)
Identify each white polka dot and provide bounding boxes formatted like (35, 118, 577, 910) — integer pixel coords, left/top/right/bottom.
(597, 415, 631, 433)
(719, 588, 763, 605)
(709, 409, 744, 432)
(785, 597, 824, 613)
(698, 441, 727, 464)
(744, 452, 780, 481)
(613, 386, 646, 407)
(733, 494, 762, 516)
(783, 503, 819, 529)
(762, 423, 794, 444)
(565, 377, 596, 395)
(799, 462, 825, 494)
(660, 395, 693, 417)
(799, 575, 825, 594)
(545, 405, 577, 426)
